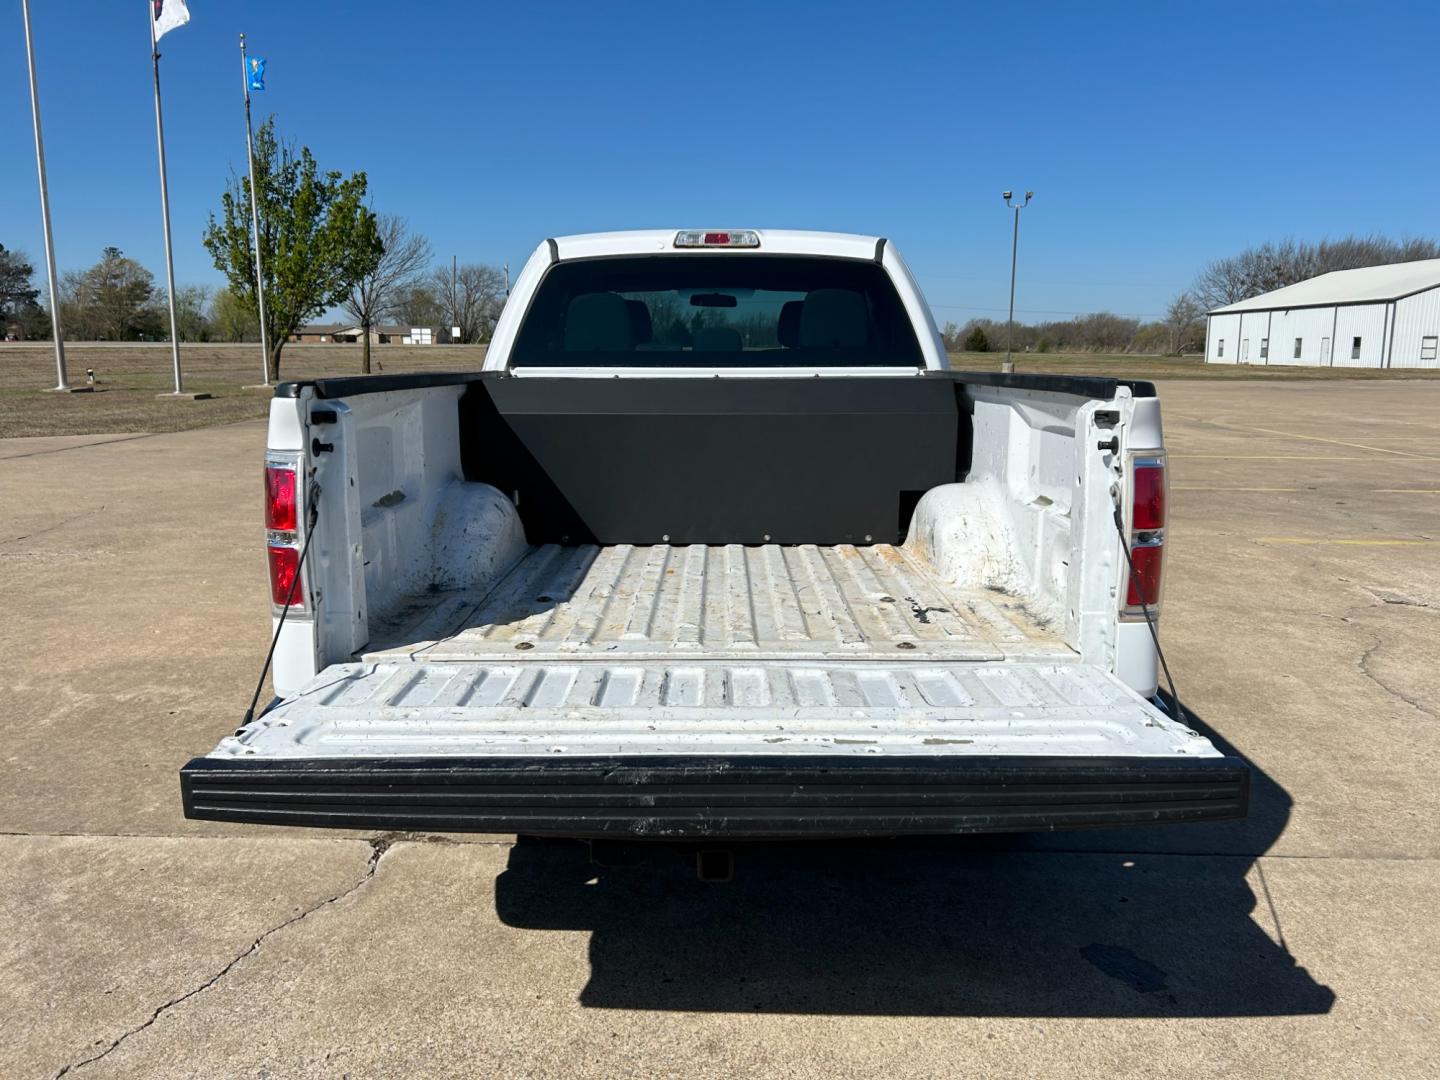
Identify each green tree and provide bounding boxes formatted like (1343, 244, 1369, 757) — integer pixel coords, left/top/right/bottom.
(963, 326, 990, 352)
(210, 286, 260, 342)
(60, 247, 164, 341)
(204, 119, 382, 381)
(1, 245, 44, 338)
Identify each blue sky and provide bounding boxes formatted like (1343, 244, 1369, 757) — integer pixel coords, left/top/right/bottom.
(5, 1, 1439, 325)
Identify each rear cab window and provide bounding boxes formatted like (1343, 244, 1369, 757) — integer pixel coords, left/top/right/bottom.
(509, 255, 924, 369)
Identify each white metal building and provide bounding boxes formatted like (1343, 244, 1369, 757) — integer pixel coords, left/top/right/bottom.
(1205, 259, 1440, 369)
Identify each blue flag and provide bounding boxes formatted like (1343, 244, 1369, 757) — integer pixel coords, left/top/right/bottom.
(247, 56, 266, 91)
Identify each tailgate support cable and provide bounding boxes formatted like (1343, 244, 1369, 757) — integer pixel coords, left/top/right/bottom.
(241, 482, 321, 727)
(1111, 500, 1187, 726)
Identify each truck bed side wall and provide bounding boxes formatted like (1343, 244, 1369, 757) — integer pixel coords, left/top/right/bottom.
(269, 384, 526, 694)
(905, 384, 1153, 687)
(271, 372, 1156, 699)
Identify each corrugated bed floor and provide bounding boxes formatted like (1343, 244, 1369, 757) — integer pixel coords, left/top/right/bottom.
(364, 543, 1069, 663)
(219, 660, 1200, 759)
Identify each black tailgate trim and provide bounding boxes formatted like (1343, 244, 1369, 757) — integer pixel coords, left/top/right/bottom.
(181, 755, 1249, 839)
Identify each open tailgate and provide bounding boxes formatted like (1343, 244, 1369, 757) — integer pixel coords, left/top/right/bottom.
(181, 659, 1248, 838)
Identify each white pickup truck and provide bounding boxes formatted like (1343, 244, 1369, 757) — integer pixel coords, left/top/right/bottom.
(181, 229, 1247, 840)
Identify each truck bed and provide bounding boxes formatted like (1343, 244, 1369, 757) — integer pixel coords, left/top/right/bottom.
(183, 246, 1252, 840)
(363, 542, 1069, 664)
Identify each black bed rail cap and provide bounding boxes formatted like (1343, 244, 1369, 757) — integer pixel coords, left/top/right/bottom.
(940, 369, 1157, 400)
(273, 369, 502, 400)
(273, 368, 1157, 401)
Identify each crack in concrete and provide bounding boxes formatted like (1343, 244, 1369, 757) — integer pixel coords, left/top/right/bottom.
(50, 837, 393, 1079)
(0, 434, 157, 462)
(1358, 633, 1438, 722)
(1360, 585, 1432, 609)
(3, 505, 106, 547)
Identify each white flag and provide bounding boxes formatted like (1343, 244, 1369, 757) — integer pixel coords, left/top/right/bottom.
(153, 0, 190, 41)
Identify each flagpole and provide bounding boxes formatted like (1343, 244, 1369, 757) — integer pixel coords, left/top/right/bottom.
(149, 1, 185, 395)
(21, 0, 70, 391)
(239, 34, 271, 385)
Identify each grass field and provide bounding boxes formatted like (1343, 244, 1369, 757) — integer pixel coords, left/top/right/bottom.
(0, 342, 487, 437)
(3, 341, 1438, 438)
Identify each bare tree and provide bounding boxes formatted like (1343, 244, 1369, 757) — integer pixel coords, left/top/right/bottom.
(1190, 257, 1250, 312)
(1192, 235, 1440, 311)
(1163, 291, 1203, 355)
(1390, 237, 1440, 264)
(430, 261, 506, 343)
(170, 284, 213, 342)
(1067, 312, 1141, 351)
(1315, 234, 1440, 273)
(391, 280, 445, 327)
(1191, 239, 1316, 311)
(342, 215, 432, 373)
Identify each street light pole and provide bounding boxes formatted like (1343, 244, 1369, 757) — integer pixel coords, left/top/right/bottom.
(1002, 190, 1033, 374)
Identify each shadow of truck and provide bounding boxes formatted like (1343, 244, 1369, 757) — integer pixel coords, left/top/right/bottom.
(494, 701, 1333, 1018)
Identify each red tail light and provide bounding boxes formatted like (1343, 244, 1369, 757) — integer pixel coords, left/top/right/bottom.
(1125, 544, 1163, 607)
(1123, 455, 1166, 616)
(268, 544, 303, 608)
(1132, 462, 1166, 532)
(265, 457, 304, 609)
(264, 465, 297, 532)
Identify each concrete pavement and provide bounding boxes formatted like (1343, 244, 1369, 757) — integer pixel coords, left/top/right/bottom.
(2, 381, 1437, 1077)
